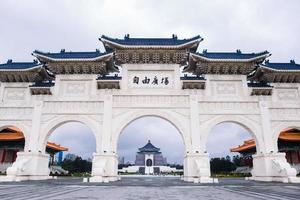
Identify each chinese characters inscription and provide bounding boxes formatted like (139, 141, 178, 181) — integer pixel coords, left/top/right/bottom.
(133, 76, 169, 85)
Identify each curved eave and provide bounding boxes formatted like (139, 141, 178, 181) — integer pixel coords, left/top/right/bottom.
(46, 142, 68, 151)
(33, 52, 113, 62)
(280, 137, 300, 142)
(100, 37, 203, 50)
(250, 87, 273, 89)
(0, 136, 24, 141)
(259, 64, 300, 73)
(30, 86, 53, 88)
(230, 144, 256, 152)
(138, 148, 160, 152)
(138, 150, 161, 153)
(190, 52, 271, 63)
(0, 65, 43, 72)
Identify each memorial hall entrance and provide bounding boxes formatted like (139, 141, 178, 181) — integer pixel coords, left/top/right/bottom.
(0, 34, 300, 183)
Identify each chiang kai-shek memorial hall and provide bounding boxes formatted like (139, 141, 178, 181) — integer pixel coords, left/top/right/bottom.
(0, 34, 300, 183)
(119, 140, 178, 175)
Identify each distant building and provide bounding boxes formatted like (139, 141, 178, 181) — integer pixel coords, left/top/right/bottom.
(231, 129, 300, 173)
(0, 127, 68, 173)
(56, 151, 64, 164)
(64, 153, 77, 161)
(118, 156, 125, 165)
(135, 140, 167, 174)
(119, 140, 178, 174)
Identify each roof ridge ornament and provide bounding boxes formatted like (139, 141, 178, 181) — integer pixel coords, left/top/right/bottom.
(60, 49, 65, 53)
(236, 49, 242, 54)
(124, 34, 130, 39)
(7, 59, 12, 64)
(290, 60, 295, 64)
(203, 49, 207, 53)
(172, 34, 177, 39)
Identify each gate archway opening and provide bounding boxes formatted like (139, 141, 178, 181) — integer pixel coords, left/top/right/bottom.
(0, 126, 26, 174)
(275, 127, 300, 175)
(46, 122, 96, 176)
(206, 122, 255, 177)
(117, 116, 185, 176)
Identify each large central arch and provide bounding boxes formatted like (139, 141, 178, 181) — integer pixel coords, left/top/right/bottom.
(111, 109, 191, 153)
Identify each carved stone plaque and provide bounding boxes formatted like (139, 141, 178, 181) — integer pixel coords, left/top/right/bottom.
(61, 81, 88, 97)
(216, 82, 237, 95)
(128, 70, 173, 88)
(277, 89, 299, 101)
(3, 87, 26, 101)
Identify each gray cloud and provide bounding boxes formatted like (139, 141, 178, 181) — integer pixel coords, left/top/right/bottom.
(2, 0, 298, 163)
(206, 123, 252, 158)
(48, 122, 96, 159)
(1, 0, 299, 62)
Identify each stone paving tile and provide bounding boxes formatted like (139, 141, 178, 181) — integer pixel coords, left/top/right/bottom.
(0, 177, 299, 200)
(56, 186, 257, 200)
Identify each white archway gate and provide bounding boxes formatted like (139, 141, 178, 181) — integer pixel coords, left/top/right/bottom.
(0, 34, 300, 183)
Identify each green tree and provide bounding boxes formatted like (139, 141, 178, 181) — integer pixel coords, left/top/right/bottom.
(61, 156, 92, 174)
(210, 156, 236, 174)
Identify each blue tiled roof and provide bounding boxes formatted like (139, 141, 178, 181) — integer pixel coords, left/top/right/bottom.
(247, 82, 273, 88)
(97, 75, 122, 80)
(33, 49, 110, 59)
(138, 140, 160, 152)
(194, 50, 270, 60)
(0, 60, 40, 70)
(180, 75, 205, 80)
(30, 81, 55, 87)
(262, 60, 300, 70)
(101, 34, 202, 46)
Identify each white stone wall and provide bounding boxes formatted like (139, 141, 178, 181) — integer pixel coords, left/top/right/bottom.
(0, 64, 300, 183)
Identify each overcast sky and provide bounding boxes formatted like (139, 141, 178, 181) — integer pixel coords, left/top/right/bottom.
(1, 0, 300, 62)
(2, 0, 299, 164)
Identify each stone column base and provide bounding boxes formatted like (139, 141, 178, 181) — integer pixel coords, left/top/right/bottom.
(89, 153, 119, 183)
(0, 152, 51, 182)
(183, 153, 217, 183)
(251, 153, 299, 183)
(0, 175, 52, 182)
(183, 176, 217, 183)
(88, 176, 120, 183)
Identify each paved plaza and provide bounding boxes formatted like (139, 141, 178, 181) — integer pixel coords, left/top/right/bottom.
(0, 177, 299, 200)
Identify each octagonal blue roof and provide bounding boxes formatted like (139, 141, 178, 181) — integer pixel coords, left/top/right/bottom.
(138, 140, 160, 153)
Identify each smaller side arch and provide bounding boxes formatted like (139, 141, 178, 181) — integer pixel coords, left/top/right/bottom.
(0, 121, 30, 151)
(39, 115, 101, 153)
(200, 115, 264, 154)
(0, 121, 30, 141)
(272, 121, 300, 152)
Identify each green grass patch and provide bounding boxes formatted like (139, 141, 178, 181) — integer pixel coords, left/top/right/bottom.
(211, 172, 251, 178)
